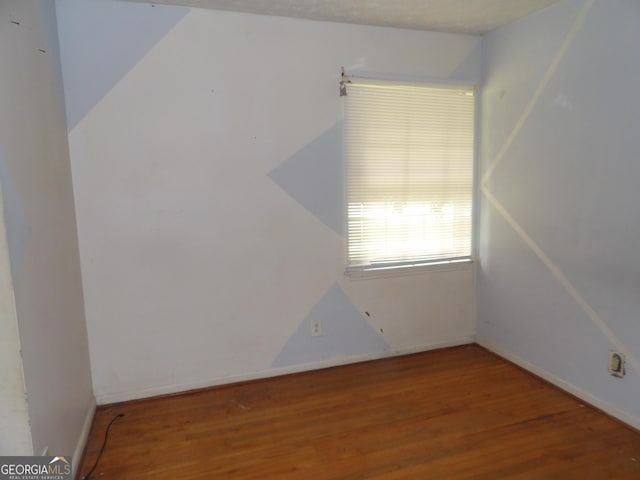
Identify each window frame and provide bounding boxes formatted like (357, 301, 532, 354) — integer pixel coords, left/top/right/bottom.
(342, 77, 478, 275)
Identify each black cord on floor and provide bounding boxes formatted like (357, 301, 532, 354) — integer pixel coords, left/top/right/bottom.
(82, 413, 125, 480)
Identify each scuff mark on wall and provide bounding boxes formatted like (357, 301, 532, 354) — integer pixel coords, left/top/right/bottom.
(273, 283, 389, 368)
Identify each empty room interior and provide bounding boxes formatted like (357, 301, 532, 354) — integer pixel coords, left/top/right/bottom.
(1, 0, 639, 478)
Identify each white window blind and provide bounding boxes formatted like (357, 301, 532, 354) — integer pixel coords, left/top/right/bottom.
(344, 79, 474, 271)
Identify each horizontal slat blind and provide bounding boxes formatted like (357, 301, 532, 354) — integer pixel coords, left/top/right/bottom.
(344, 80, 474, 270)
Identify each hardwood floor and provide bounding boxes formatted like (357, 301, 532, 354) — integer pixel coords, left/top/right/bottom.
(78, 345, 640, 479)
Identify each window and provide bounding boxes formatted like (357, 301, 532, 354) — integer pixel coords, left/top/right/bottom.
(344, 79, 475, 272)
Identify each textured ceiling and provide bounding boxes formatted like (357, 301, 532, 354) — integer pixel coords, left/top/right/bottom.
(127, 0, 561, 35)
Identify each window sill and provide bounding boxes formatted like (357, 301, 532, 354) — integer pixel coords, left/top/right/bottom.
(345, 258, 474, 281)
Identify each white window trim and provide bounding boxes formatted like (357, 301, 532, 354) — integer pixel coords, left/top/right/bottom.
(342, 77, 477, 275)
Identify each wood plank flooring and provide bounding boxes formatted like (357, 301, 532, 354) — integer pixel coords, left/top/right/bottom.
(78, 345, 640, 479)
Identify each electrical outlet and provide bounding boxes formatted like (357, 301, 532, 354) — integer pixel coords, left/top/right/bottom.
(311, 319, 322, 337)
(609, 351, 625, 378)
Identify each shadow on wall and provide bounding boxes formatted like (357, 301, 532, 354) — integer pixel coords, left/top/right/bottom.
(0, 149, 30, 282)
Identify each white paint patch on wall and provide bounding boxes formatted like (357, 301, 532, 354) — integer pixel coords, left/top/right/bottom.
(343, 265, 475, 351)
(64, 5, 480, 402)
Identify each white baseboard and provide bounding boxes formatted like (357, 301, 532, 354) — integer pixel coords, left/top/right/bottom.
(477, 337, 640, 431)
(73, 396, 96, 477)
(96, 336, 475, 405)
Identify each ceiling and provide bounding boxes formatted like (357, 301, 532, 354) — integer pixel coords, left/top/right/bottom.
(127, 0, 561, 35)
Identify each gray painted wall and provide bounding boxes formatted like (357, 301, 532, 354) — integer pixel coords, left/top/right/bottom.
(478, 0, 640, 426)
(0, 0, 94, 460)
